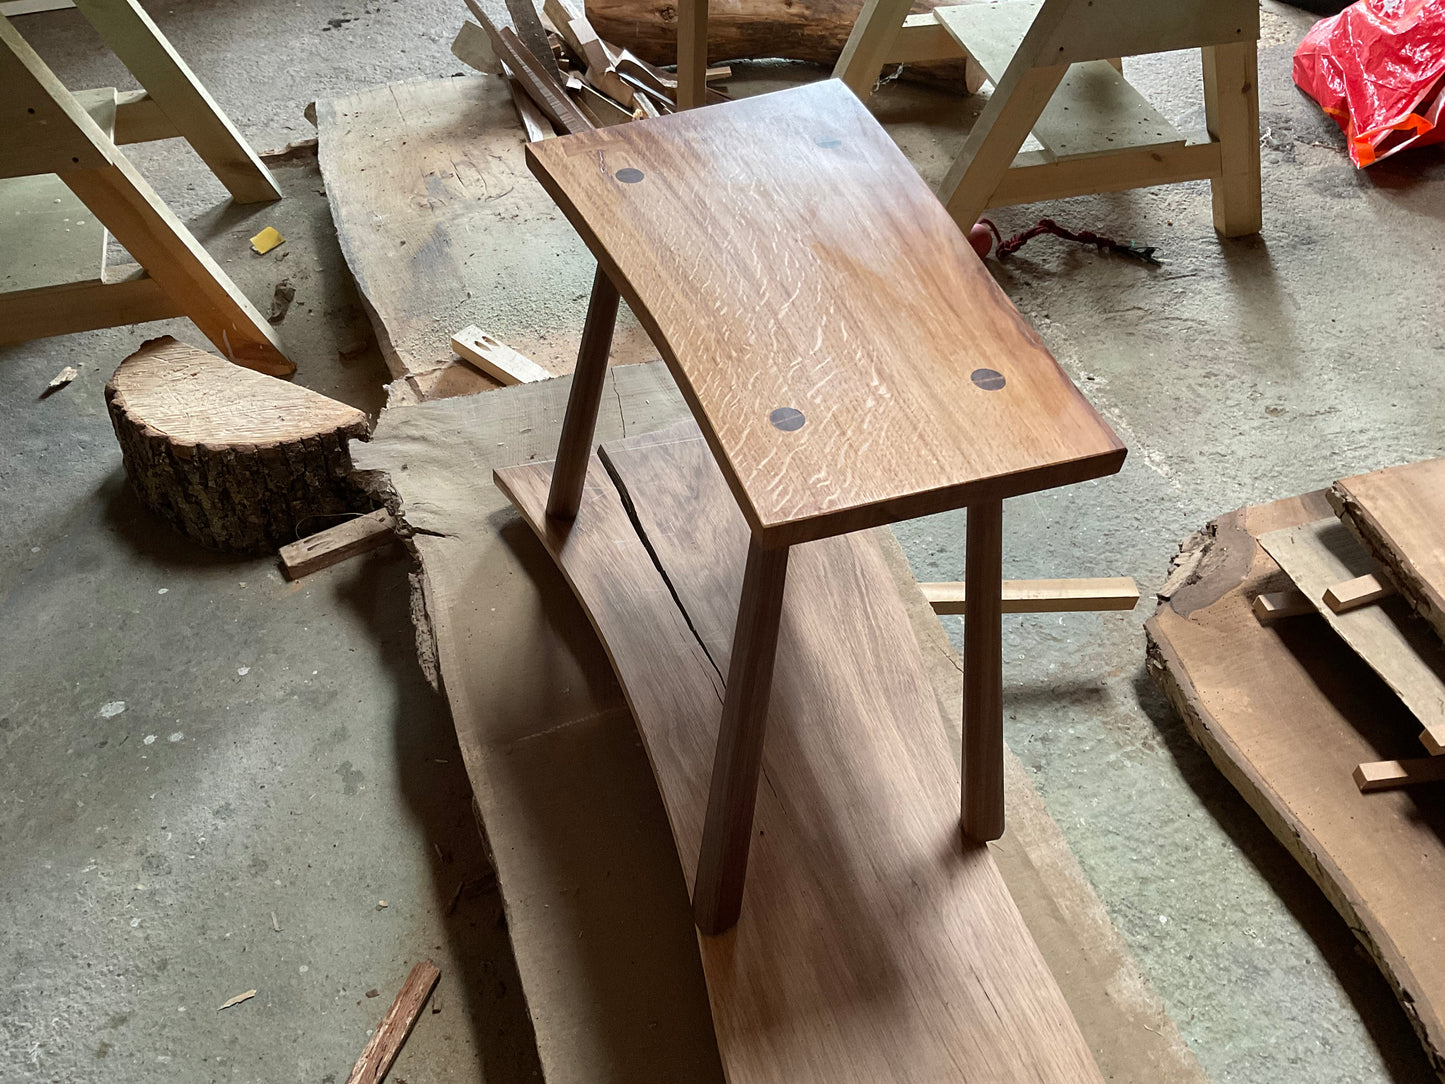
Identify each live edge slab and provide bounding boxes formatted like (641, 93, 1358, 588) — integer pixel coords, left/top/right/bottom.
(496, 420, 1102, 1084)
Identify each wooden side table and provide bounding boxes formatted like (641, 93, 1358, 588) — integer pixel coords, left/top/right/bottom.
(525, 79, 1125, 933)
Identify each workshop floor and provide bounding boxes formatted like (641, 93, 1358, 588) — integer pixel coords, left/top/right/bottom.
(3, 2, 1443, 1083)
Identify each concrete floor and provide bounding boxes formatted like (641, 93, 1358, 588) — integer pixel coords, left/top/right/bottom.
(3, 1, 1444, 1083)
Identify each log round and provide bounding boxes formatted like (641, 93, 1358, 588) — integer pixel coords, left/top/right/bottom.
(105, 336, 373, 554)
(587, 0, 980, 89)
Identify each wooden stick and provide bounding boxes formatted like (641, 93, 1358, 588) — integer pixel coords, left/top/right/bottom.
(693, 536, 790, 934)
(451, 325, 552, 384)
(504, 65, 555, 141)
(1354, 757, 1445, 793)
(921, 577, 1137, 615)
(343, 960, 441, 1084)
(280, 509, 397, 581)
(961, 500, 1004, 843)
(1324, 572, 1394, 614)
(463, 0, 593, 134)
(546, 266, 620, 520)
(1251, 588, 1313, 624)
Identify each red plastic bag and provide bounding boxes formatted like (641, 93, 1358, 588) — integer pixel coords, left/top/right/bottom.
(1293, 0, 1445, 166)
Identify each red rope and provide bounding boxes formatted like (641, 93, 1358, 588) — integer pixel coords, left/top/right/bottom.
(977, 217, 1159, 263)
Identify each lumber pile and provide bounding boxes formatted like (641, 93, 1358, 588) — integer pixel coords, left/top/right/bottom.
(1145, 460, 1445, 1075)
(106, 336, 374, 554)
(451, 0, 732, 138)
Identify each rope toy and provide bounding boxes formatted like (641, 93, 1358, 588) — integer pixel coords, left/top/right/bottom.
(969, 217, 1162, 265)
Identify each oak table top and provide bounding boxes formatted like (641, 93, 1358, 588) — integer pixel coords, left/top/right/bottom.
(526, 79, 1125, 547)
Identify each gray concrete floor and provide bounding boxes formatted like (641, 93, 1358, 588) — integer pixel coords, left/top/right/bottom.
(3, 2, 1444, 1083)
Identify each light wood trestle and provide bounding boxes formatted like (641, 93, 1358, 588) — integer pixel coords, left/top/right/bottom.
(519, 80, 1125, 933)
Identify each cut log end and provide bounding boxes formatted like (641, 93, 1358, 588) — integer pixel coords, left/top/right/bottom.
(106, 336, 374, 554)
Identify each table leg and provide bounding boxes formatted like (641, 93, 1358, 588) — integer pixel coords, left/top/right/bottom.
(961, 499, 1004, 842)
(545, 265, 621, 520)
(676, 0, 708, 110)
(693, 536, 790, 934)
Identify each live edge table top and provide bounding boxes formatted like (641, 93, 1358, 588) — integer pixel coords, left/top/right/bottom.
(526, 80, 1126, 548)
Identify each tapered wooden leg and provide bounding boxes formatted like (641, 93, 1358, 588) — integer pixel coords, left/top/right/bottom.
(1202, 41, 1262, 237)
(693, 537, 790, 934)
(545, 265, 621, 520)
(961, 499, 1004, 842)
(676, 0, 708, 109)
(832, 0, 913, 98)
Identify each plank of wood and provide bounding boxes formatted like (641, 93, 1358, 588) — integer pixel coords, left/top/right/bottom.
(921, 576, 1138, 614)
(465, 0, 594, 135)
(352, 360, 1208, 1084)
(1324, 572, 1395, 614)
(499, 421, 1103, 1083)
(986, 137, 1220, 207)
(451, 325, 553, 384)
(1250, 588, 1312, 624)
(1256, 519, 1445, 755)
(526, 80, 1123, 548)
(344, 960, 441, 1084)
(572, 80, 634, 127)
(505, 0, 568, 87)
(0, 264, 181, 343)
(1146, 491, 1445, 1072)
(70, 0, 281, 203)
(1332, 459, 1445, 647)
(0, 0, 74, 15)
(280, 509, 398, 580)
(1355, 757, 1445, 793)
(934, 3, 1184, 161)
(568, 17, 635, 106)
(112, 88, 179, 144)
(506, 65, 556, 140)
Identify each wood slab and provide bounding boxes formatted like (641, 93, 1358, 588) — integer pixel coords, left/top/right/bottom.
(1332, 459, 1445, 646)
(525, 79, 1124, 546)
(1256, 518, 1445, 755)
(314, 75, 656, 402)
(1146, 492, 1445, 1079)
(352, 361, 1205, 1084)
(496, 420, 1101, 1083)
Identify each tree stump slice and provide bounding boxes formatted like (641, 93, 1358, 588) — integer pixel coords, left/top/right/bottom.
(105, 336, 372, 554)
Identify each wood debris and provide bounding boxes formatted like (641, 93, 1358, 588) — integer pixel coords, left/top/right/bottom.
(218, 989, 257, 1011)
(47, 365, 78, 390)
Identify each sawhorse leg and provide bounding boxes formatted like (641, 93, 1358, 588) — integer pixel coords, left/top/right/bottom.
(73, 0, 281, 204)
(546, 265, 622, 520)
(961, 499, 1004, 842)
(676, 0, 708, 109)
(693, 535, 790, 934)
(937, 61, 1067, 231)
(833, 0, 913, 98)
(1202, 40, 1262, 237)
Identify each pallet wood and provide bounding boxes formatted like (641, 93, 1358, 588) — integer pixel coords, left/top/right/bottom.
(526, 80, 1123, 547)
(279, 508, 397, 580)
(106, 337, 370, 553)
(1332, 459, 1445, 647)
(920, 576, 1138, 614)
(1256, 519, 1445, 756)
(344, 960, 441, 1084)
(351, 360, 1206, 1084)
(497, 420, 1102, 1084)
(1146, 491, 1445, 1079)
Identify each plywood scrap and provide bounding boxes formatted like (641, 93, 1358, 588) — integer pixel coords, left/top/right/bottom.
(1332, 459, 1445, 646)
(921, 576, 1137, 614)
(1324, 571, 1395, 614)
(450, 325, 551, 384)
(106, 336, 372, 554)
(1257, 519, 1445, 756)
(344, 960, 440, 1084)
(1355, 757, 1445, 793)
(451, 20, 500, 73)
(1146, 491, 1445, 1076)
(280, 508, 398, 581)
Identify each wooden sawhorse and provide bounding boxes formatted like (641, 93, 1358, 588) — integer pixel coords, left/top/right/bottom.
(515, 80, 1126, 933)
(833, 0, 1263, 236)
(1, 4, 290, 374)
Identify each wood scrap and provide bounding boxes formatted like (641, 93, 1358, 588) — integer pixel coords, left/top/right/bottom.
(573, 81, 635, 126)
(505, 0, 568, 86)
(1331, 459, 1445, 645)
(279, 508, 398, 580)
(504, 64, 555, 140)
(450, 325, 552, 384)
(1250, 588, 1312, 624)
(1354, 757, 1445, 793)
(218, 989, 257, 1011)
(450, 20, 499, 73)
(921, 576, 1138, 614)
(344, 960, 441, 1084)
(105, 337, 372, 554)
(1146, 491, 1445, 1075)
(463, 0, 594, 134)
(1323, 571, 1395, 613)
